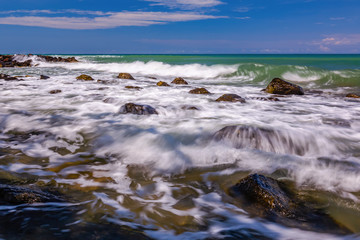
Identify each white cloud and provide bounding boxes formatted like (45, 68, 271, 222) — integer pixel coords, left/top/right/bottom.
(311, 34, 360, 52)
(236, 17, 250, 20)
(329, 17, 345, 21)
(0, 10, 225, 29)
(144, 0, 224, 9)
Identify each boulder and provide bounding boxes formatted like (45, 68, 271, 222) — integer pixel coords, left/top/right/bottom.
(49, 89, 62, 94)
(0, 184, 63, 204)
(40, 75, 50, 79)
(119, 103, 158, 115)
(4, 77, 19, 81)
(0, 74, 10, 79)
(189, 88, 211, 94)
(265, 78, 304, 95)
(118, 73, 135, 80)
(76, 74, 94, 81)
(171, 77, 188, 85)
(156, 81, 170, 87)
(216, 94, 246, 103)
(229, 174, 350, 234)
(346, 93, 360, 98)
(125, 86, 142, 90)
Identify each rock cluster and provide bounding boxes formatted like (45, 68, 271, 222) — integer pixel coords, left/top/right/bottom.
(119, 103, 158, 115)
(0, 55, 31, 68)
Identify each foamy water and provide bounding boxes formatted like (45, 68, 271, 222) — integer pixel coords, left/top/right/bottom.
(1, 55, 360, 239)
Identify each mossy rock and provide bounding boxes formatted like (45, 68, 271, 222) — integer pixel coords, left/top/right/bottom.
(156, 81, 170, 86)
(171, 77, 188, 85)
(265, 78, 304, 95)
(119, 103, 158, 115)
(216, 94, 246, 103)
(118, 73, 135, 80)
(346, 93, 360, 98)
(189, 88, 211, 94)
(76, 74, 94, 81)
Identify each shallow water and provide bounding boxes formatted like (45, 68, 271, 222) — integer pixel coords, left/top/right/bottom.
(1, 54, 360, 239)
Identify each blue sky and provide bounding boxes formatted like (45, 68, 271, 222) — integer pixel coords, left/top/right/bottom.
(0, 0, 359, 54)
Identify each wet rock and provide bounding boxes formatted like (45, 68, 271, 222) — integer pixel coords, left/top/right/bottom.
(118, 73, 135, 80)
(40, 75, 50, 79)
(171, 77, 188, 85)
(0, 184, 63, 204)
(125, 86, 142, 90)
(49, 89, 62, 94)
(213, 125, 309, 156)
(181, 105, 199, 110)
(76, 74, 94, 81)
(228, 174, 350, 234)
(346, 93, 360, 98)
(249, 97, 280, 102)
(189, 88, 211, 94)
(37, 55, 78, 63)
(156, 81, 170, 86)
(216, 94, 246, 103)
(0, 73, 10, 79)
(265, 78, 304, 95)
(148, 76, 157, 80)
(0, 55, 32, 68)
(4, 77, 20, 81)
(119, 103, 158, 115)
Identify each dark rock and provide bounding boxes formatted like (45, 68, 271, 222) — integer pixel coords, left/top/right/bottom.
(37, 55, 78, 63)
(119, 103, 158, 115)
(249, 97, 280, 102)
(0, 74, 10, 79)
(213, 125, 309, 156)
(181, 105, 199, 110)
(346, 93, 360, 98)
(49, 89, 62, 94)
(265, 78, 304, 95)
(76, 74, 94, 81)
(125, 86, 142, 90)
(0, 184, 63, 204)
(189, 88, 211, 94)
(156, 81, 170, 86)
(148, 76, 157, 80)
(4, 77, 19, 81)
(118, 73, 135, 80)
(103, 97, 116, 103)
(40, 75, 50, 79)
(171, 77, 188, 85)
(216, 94, 246, 103)
(229, 174, 350, 234)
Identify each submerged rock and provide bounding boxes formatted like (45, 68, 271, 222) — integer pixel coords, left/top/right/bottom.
(248, 97, 280, 102)
(0, 184, 63, 204)
(118, 73, 135, 80)
(228, 174, 350, 234)
(181, 105, 199, 110)
(40, 75, 50, 79)
(119, 103, 158, 115)
(265, 78, 304, 95)
(0, 74, 10, 79)
(189, 88, 211, 94)
(49, 89, 62, 94)
(76, 74, 94, 81)
(125, 86, 142, 90)
(216, 94, 246, 103)
(156, 81, 170, 86)
(346, 93, 360, 98)
(213, 125, 309, 156)
(171, 77, 188, 85)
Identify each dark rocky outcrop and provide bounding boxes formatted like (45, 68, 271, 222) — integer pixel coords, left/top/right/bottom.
(346, 93, 360, 98)
(118, 73, 135, 80)
(265, 78, 304, 95)
(119, 103, 158, 115)
(216, 94, 246, 103)
(189, 88, 211, 94)
(125, 86, 142, 90)
(213, 125, 309, 156)
(0, 184, 63, 205)
(37, 55, 78, 63)
(40, 75, 50, 79)
(0, 55, 32, 68)
(76, 74, 94, 81)
(171, 77, 188, 85)
(49, 89, 62, 94)
(4, 77, 21, 81)
(228, 174, 350, 234)
(0, 74, 10, 79)
(156, 81, 170, 86)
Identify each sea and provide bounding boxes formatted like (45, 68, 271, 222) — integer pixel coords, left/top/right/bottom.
(0, 54, 360, 239)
